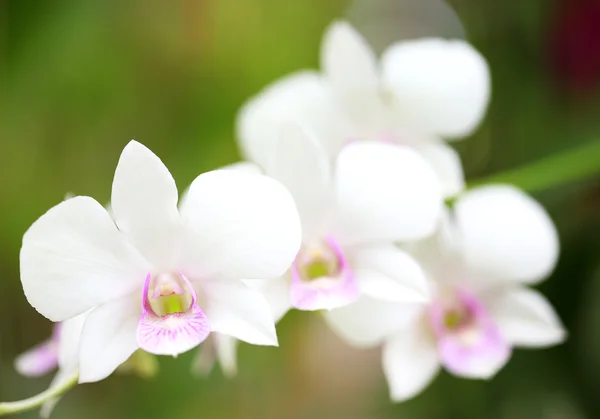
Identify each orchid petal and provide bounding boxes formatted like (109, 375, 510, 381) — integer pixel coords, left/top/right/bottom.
(191, 333, 240, 378)
(351, 245, 430, 302)
(413, 141, 465, 198)
(200, 279, 278, 346)
(381, 38, 490, 138)
(179, 170, 301, 280)
(290, 236, 358, 311)
(58, 313, 88, 371)
(79, 294, 140, 383)
(237, 71, 350, 165)
(431, 289, 511, 379)
(244, 277, 292, 323)
(179, 162, 262, 214)
(488, 287, 566, 347)
(111, 140, 182, 269)
(20, 196, 148, 321)
(215, 333, 239, 377)
(455, 185, 559, 284)
(137, 305, 210, 356)
(137, 274, 210, 356)
(324, 297, 423, 348)
(332, 142, 442, 245)
(191, 338, 217, 377)
(439, 327, 511, 379)
(290, 270, 359, 311)
(267, 124, 332, 238)
(438, 323, 511, 379)
(382, 323, 440, 402)
(321, 21, 384, 128)
(14, 340, 57, 377)
(406, 208, 463, 282)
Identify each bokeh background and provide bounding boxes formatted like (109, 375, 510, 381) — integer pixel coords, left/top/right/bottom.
(2, 0, 600, 418)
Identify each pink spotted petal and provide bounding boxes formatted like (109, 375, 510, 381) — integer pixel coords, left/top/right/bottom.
(15, 341, 58, 377)
(136, 272, 210, 356)
(290, 237, 359, 311)
(290, 274, 359, 311)
(438, 321, 510, 379)
(432, 289, 511, 378)
(137, 304, 211, 356)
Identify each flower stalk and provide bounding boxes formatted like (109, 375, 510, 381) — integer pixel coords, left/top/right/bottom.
(0, 370, 78, 416)
(467, 139, 600, 193)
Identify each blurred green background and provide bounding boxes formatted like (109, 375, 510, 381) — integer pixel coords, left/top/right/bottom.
(2, 0, 600, 418)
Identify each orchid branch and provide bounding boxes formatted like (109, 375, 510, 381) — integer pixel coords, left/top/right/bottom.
(0, 371, 78, 416)
(467, 139, 600, 193)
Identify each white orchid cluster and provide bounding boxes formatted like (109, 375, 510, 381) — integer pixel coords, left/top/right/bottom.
(12, 21, 564, 416)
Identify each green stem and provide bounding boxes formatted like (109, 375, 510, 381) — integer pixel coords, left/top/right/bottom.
(467, 140, 600, 193)
(0, 371, 78, 416)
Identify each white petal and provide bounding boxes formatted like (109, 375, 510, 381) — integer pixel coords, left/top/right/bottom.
(488, 287, 566, 347)
(406, 208, 463, 282)
(266, 123, 333, 238)
(20, 196, 148, 321)
(413, 141, 465, 198)
(191, 338, 217, 377)
(245, 277, 292, 323)
(382, 322, 440, 402)
(351, 245, 430, 302)
(179, 169, 301, 280)
(215, 333, 239, 377)
(381, 38, 490, 138)
(324, 297, 424, 348)
(332, 142, 442, 245)
(321, 21, 385, 128)
(321, 21, 379, 97)
(190, 332, 240, 378)
(79, 294, 140, 383)
(58, 312, 88, 371)
(200, 279, 278, 346)
(237, 71, 351, 167)
(455, 185, 559, 284)
(179, 162, 263, 219)
(111, 140, 182, 269)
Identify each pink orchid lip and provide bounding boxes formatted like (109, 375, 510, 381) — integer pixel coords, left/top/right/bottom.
(429, 288, 510, 378)
(137, 271, 210, 357)
(289, 235, 359, 311)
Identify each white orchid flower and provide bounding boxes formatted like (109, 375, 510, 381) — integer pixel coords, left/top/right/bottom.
(238, 21, 490, 198)
(20, 140, 302, 384)
(262, 125, 440, 311)
(196, 124, 443, 376)
(328, 185, 565, 402)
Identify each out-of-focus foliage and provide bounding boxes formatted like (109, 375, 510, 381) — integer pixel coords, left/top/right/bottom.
(1, 0, 599, 418)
